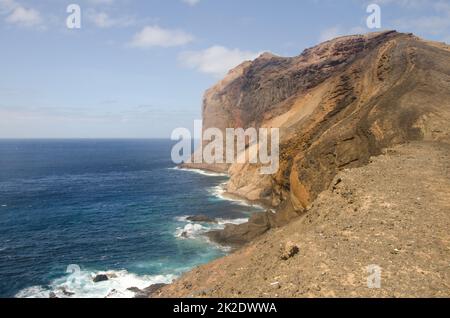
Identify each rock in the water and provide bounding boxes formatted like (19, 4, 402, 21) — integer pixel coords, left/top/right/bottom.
(127, 287, 144, 294)
(105, 289, 119, 298)
(127, 287, 143, 294)
(205, 212, 272, 246)
(59, 287, 75, 296)
(280, 241, 300, 260)
(186, 215, 217, 223)
(93, 274, 109, 283)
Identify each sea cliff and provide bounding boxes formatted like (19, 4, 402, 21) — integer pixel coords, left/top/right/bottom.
(173, 31, 450, 297)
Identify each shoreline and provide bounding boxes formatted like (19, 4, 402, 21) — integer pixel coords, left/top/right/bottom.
(134, 166, 270, 297)
(176, 166, 274, 248)
(149, 166, 278, 297)
(16, 165, 261, 299)
(154, 142, 450, 298)
(175, 165, 270, 210)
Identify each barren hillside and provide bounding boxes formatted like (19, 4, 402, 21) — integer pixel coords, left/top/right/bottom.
(169, 31, 450, 297)
(185, 31, 450, 227)
(160, 141, 450, 297)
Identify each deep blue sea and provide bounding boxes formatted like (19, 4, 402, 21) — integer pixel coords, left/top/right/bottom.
(0, 139, 262, 298)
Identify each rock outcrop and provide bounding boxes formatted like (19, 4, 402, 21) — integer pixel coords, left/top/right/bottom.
(186, 31, 450, 232)
(92, 274, 108, 283)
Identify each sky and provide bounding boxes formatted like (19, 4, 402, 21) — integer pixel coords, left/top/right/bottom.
(0, 0, 449, 138)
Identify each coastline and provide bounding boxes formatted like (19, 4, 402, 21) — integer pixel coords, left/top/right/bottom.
(175, 165, 270, 210)
(155, 142, 450, 298)
(127, 165, 270, 298)
(139, 166, 270, 298)
(175, 166, 271, 247)
(136, 166, 276, 297)
(14, 160, 263, 298)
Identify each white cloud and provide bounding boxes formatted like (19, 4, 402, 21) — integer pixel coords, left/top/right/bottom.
(130, 25, 194, 48)
(179, 45, 262, 77)
(386, 1, 450, 37)
(5, 5, 42, 27)
(88, 11, 113, 28)
(0, 0, 43, 28)
(87, 10, 135, 28)
(0, 0, 17, 13)
(182, 0, 200, 6)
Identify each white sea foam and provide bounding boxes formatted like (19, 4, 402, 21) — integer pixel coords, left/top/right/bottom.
(208, 183, 265, 209)
(174, 223, 207, 239)
(174, 215, 249, 244)
(174, 215, 190, 222)
(216, 218, 249, 225)
(169, 167, 228, 177)
(175, 215, 248, 227)
(15, 269, 175, 299)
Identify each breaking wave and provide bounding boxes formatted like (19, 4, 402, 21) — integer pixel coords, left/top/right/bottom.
(16, 268, 175, 299)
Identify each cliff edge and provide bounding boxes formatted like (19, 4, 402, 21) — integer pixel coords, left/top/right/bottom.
(166, 31, 450, 297)
(185, 30, 450, 231)
(160, 141, 450, 297)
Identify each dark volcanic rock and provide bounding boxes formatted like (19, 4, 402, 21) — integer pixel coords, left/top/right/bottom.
(127, 287, 142, 293)
(186, 215, 217, 223)
(205, 212, 273, 246)
(93, 274, 109, 283)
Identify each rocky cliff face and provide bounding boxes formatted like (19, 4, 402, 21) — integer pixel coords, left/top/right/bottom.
(159, 141, 450, 297)
(190, 31, 450, 227)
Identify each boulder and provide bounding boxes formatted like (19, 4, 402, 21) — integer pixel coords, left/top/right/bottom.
(280, 241, 300, 260)
(93, 274, 109, 283)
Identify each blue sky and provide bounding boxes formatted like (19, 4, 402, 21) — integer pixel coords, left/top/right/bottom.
(0, 0, 448, 138)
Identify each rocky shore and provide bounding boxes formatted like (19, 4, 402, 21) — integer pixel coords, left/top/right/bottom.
(156, 142, 450, 297)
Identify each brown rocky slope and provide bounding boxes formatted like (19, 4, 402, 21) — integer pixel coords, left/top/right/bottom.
(167, 31, 450, 297)
(160, 141, 450, 297)
(184, 31, 450, 231)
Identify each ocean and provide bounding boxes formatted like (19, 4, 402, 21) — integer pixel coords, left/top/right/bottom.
(0, 139, 262, 298)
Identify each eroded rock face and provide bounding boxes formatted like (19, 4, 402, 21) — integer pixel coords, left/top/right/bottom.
(205, 212, 272, 246)
(191, 31, 450, 227)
